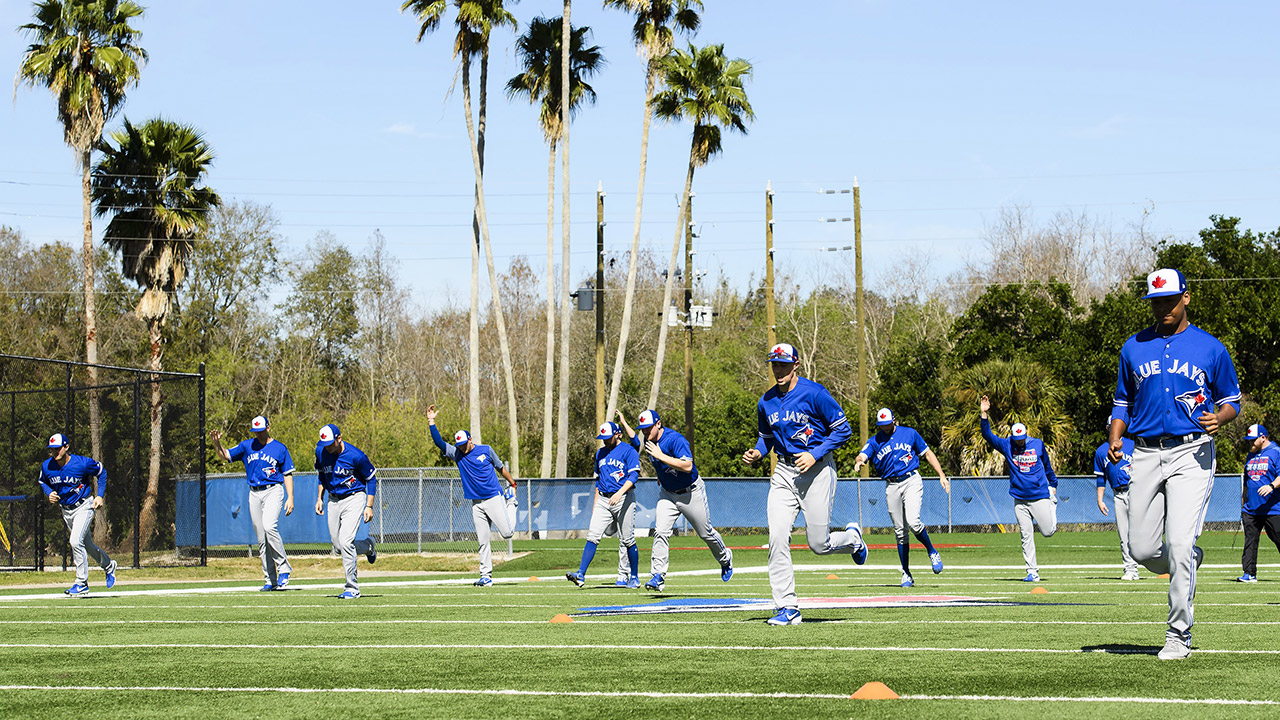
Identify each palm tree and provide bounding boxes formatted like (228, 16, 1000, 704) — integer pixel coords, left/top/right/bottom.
(507, 17, 604, 478)
(553, 2, 572, 477)
(647, 43, 753, 407)
(939, 357, 1075, 476)
(92, 117, 220, 546)
(601, 0, 701, 422)
(16, 0, 147, 466)
(402, 0, 522, 475)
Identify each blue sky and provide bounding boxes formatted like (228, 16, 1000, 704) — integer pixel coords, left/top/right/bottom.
(3, 0, 1279, 311)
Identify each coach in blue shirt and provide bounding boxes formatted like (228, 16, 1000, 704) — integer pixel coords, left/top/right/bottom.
(1109, 268, 1241, 660)
(211, 415, 295, 591)
(1238, 424, 1280, 583)
(979, 396, 1058, 582)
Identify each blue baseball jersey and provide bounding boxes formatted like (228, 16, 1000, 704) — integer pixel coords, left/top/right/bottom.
(859, 426, 929, 480)
(1093, 439, 1134, 490)
(980, 418, 1058, 501)
(431, 425, 505, 501)
(228, 438, 294, 489)
(594, 441, 640, 495)
(753, 377, 852, 461)
(1243, 444, 1280, 517)
(315, 442, 377, 498)
(629, 427, 699, 491)
(38, 454, 106, 507)
(1112, 324, 1241, 438)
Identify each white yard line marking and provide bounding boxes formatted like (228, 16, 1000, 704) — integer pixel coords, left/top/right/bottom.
(900, 694, 1280, 706)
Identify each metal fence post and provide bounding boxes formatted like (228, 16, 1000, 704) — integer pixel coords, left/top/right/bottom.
(948, 478, 952, 534)
(417, 469, 423, 554)
(378, 486, 384, 545)
(448, 476, 454, 542)
(199, 362, 207, 567)
(527, 478, 533, 539)
(857, 477, 863, 528)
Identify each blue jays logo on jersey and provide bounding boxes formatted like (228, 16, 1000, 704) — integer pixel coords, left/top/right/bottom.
(1175, 387, 1209, 418)
(609, 469, 626, 482)
(790, 425, 816, 446)
(1133, 358, 1207, 390)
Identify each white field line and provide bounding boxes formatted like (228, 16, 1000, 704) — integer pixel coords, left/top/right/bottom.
(9, 618, 1280, 627)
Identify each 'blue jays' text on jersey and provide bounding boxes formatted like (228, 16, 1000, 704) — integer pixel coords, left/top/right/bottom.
(314, 443, 377, 499)
(431, 425, 505, 500)
(629, 427, 699, 491)
(228, 438, 295, 488)
(1243, 444, 1280, 517)
(859, 426, 929, 480)
(594, 441, 640, 495)
(753, 377, 852, 461)
(1093, 439, 1134, 490)
(980, 418, 1058, 501)
(38, 455, 107, 507)
(1112, 324, 1241, 438)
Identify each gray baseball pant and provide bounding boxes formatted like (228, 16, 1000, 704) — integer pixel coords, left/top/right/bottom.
(886, 473, 925, 544)
(650, 479, 731, 577)
(472, 494, 513, 577)
(326, 492, 375, 593)
(61, 501, 113, 585)
(1112, 487, 1139, 574)
(587, 491, 636, 546)
(1014, 497, 1057, 573)
(249, 483, 291, 584)
(1129, 435, 1215, 637)
(767, 456, 862, 609)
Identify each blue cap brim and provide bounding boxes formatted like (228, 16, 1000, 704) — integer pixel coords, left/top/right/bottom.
(1142, 289, 1184, 300)
(317, 438, 336, 448)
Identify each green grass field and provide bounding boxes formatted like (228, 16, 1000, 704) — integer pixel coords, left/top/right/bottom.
(1, 529, 1278, 719)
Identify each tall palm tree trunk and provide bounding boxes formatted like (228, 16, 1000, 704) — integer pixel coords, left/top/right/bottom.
(80, 151, 110, 548)
(540, 140, 557, 478)
(648, 145, 697, 408)
(606, 66, 657, 420)
(477, 45, 521, 477)
(465, 54, 482, 440)
(553, 4, 573, 477)
(138, 315, 163, 546)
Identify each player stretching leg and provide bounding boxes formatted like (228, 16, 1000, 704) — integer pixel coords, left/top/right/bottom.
(1093, 421, 1139, 581)
(39, 433, 116, 596)
(314, 424, 378, 599)
(427, 405, 516, 587)
(853, 408, 950, 588)
(1112, 269, 1240, 660)
(211, 416, 296, 591)
(566, 422, 640, 588)
(979, 396, 1058, 581)
(1238, 424, 1280, 583)
(742, 343, 866, 626)
(618, 409, 733, 592)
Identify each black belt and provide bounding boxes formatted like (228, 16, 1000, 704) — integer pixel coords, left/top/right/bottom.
(64, 496, 90, 510)
(883, 474, 915, 484)
(1134, 433, 1203, 450)
(666, 485, 695, 495)
(1113, 485, 1130, 493)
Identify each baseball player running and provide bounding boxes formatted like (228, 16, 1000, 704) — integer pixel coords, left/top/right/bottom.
(1110, 268, 1240, 660)
(1237, 424, 1279, 583)
(314, 424, 378, 599)
(617, 408, 732, 592)
(427, 405, 516, 587)
(38, 433, 116, 596)
(742, 343, 866, 626)
(852, 408, 950, 588)
(566, 421, 640, 588)
(979, 396, 1058, 582)
(1093, 424, 1139, 581)
(211, 416, 295, 591)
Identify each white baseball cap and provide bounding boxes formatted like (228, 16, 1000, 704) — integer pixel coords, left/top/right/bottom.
(1011, 423, 1028, 439)
(1142, 268, 1187, 299)
(318, 424, 340, 447)
(1245, 423, 1268, 440)
(250, 415, 268, 432)
(454, 430, 471, 448)
(596, 421, 620, 440)
(636, 410, 660, 430)
(876, 408, 895, 426)
(767, 343, 799, 363)
(46, 433, 69, 449)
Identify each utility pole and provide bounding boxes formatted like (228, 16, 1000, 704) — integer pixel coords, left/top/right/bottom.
(765, 182, 776, 349)
(683, 193, 695, 452)
(854, 178, 868, 478)
(596, 183, 606, 427)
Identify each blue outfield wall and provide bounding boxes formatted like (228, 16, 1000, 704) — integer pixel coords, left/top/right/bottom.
(177, 472, 1248, 547)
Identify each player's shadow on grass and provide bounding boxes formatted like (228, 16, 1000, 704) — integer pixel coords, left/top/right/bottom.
(1079, 643, 1162, 656)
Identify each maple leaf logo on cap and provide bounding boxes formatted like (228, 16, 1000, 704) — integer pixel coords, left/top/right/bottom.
(1152, 275, 1167, 289)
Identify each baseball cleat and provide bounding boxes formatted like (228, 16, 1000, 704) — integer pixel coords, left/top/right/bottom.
(625, 577, 641, 589)
(565, 571, 586, 588)
(1157, 635, 1191, 660)
(276, 572, 290, 588)
(259, 582, 275, 592)
(845, 522, 868, 565)
(900, 572, 914, 588)
(1022, 571, 1040, 582)
(929, 551, 944, 574)
(614, 579, 629, 587)
(105, 561, 117, 589)
(721, 562, 734, 583)
(65, 583, 89, 597)
(766, 607, 802, 626)
(366, 545, 377, 564)
(473, 576, 493, 587)
(1238, 573, 1257, 583)
(1121, 570, 1141, 581)
(338, 589, 361, 599)
(644, 573, 665, 592)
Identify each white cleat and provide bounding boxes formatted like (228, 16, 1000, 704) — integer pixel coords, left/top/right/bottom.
(1121, 570, 1141, 581)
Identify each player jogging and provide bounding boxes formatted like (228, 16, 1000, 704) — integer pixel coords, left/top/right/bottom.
(314, 424, 378, 599)
(979, 396, 1058, 582)
(1110, 268, 1240, 660)
(427, 405, 516, 587)
(38, 433, 116, 596)
(566, 422, 640, 588)
(617, 408, 733, 592)
(1237, 424, 1279, 583)
(742, 342, 867, 626)
(853, 408, 950, 588)
(1093, 423, 1139, 581)
(211, 416, 295, 591)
